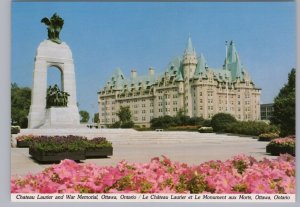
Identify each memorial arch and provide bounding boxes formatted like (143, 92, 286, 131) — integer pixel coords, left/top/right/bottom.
(28, 40, 80, 128)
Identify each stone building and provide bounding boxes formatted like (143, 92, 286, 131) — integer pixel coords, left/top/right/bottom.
(98, 38, 261, 127)
(260, 103, 274, 121)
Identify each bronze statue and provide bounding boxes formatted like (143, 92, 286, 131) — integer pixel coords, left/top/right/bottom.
(41, 13, 64, 44)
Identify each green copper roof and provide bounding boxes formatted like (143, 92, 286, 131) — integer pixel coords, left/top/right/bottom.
(101, 39, 252, 93)
(184, 36, 196, 55)
(176, 70, 184, 81)
(225, 41, 248, 81)
(226, 41, 237, 63)
(194, 53, 207, 77)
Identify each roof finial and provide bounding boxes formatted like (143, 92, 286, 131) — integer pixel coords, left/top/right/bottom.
(185, 35, 194, 55)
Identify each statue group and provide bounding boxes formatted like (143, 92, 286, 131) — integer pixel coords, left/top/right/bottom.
(41, 13, 64, 44)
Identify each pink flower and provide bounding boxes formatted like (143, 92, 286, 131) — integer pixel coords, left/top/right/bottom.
(11, 155, 295, 194)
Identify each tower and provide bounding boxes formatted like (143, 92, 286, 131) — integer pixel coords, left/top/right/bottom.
(182, 37, 198, 117)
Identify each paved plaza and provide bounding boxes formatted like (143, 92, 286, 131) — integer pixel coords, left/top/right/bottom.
(11, 129, 274, 176)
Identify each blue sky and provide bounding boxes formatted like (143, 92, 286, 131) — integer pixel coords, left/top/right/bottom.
(12, 2, 296, 118)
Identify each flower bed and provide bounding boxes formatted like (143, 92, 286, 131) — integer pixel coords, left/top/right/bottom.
(258, 132, 279, 142)
(84, 137, 113, 158)
(16, 134, 35, 148)
(29, 136, 113, 162)
(266, 135, 295, 156)
(11, 154, 295, 194)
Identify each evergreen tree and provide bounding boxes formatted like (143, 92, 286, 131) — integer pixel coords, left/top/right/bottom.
(271, 68, 295, 136)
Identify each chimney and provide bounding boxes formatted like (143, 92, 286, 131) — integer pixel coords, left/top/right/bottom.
(131, 69, 137, 79)
(149, 67, 155, 76)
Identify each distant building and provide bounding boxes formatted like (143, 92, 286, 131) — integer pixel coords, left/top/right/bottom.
(98, 38, 261, 127)
(260, 103, 274, 120)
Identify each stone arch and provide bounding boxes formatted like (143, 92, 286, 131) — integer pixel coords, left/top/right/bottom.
(47, 65, 64, 91)
(28, 40, 80, 128)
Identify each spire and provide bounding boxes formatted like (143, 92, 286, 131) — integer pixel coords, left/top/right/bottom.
(194, 53, 207, 76)
(224, 41, 246, 81)
(235, 54, 242, 78)
(184, 36, 195, 55)
(226, 41, 237, 63)
(113, 67, 124, 90)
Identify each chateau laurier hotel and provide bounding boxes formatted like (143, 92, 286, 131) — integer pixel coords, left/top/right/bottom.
(98, 38, 261, 127)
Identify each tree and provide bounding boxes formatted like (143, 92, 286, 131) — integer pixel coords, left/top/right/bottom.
(271, 68, 295, 136)
(115, 106, 134, 128)
(117, 106, 132, 124)
(79, 110, 90, 123)
(93, 113, 99, 123)
(211, 113, 237, 132)
(11, 83, 31, 128)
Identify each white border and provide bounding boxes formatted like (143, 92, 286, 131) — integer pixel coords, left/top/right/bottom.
(1, 1, 299, 207)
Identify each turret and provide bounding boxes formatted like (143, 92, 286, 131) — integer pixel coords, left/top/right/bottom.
(224, 41, 245, 81)
(182, 36, 198, 79)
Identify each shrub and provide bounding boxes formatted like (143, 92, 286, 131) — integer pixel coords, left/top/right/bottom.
(258, 133, 279, 142)
(150, 115, 176, 129)
(202, 119, 211, 127)
(266, 135, 295, 156)
(111, 121, 121, 128)
(211, 113, 237, 132)
(121, 121, 134, 128)
(198, 127, 213, 133)
(226, 121, 279, 136)
(11, 126, 20, 134)
(188, 117, 205, 126)
(151, 116, 209, 129)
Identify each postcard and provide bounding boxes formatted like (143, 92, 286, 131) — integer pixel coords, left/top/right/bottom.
(10, 1, 296, 203)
